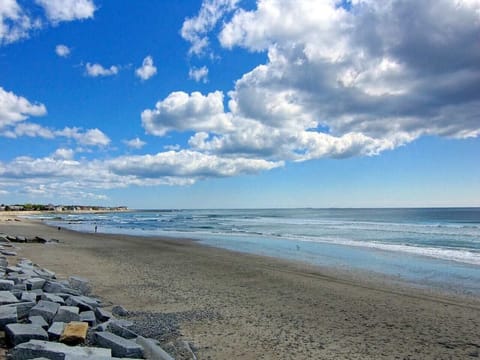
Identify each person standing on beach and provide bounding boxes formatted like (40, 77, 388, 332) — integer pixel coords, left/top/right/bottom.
(95, 225, 98, 233)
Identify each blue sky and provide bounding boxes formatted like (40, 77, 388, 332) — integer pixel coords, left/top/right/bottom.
(0, 0, 479, 208)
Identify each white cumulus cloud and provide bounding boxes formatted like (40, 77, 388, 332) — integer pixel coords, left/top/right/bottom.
(173, 0, 480, 163)
(181, 0, 239, 55)
(0, 0, 33, 45)
(135, 56, 157, 81)
(85, 63, 119, 77)
(123, 137, 146, 149)
(141, 91, 233, 136)
(189, 66, 209, 82)
(55, 44, 70, 57)
(56, 127, 110, 147)
(35, 0, 96, 23)
(0, 87, 46, 129)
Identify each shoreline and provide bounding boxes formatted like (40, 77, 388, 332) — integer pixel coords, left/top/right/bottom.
(2, 216, 480, 358)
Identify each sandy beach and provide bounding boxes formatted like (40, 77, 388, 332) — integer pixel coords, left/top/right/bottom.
(1, 214, 480, 359)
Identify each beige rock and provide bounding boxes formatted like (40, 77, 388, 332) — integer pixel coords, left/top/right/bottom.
(59, 321, 88, 345)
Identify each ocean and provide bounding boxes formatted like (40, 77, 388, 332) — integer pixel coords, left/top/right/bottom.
(33, 208, 480, 295)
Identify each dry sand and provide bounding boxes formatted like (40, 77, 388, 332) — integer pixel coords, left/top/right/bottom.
(1, 215, 480, 359)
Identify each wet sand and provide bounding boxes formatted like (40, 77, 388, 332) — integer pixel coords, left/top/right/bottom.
(1, 215, 480, 359)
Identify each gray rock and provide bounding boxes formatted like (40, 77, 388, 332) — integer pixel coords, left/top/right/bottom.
(0, 305, 17, 330)
(29, 315, 49, 329)
(2, 250, 17, 256)
(41, 293, 66, 305)
(30, 300, 60, 323)
(95, 331, 144, 358)
(55, 292, 73, 300)
(5, 323, 49, 346)
(11, 290, 23, 300)
(3, 301, 36, 319)
(175, 339, 197, 360)
(26, 277, 47, 290)
(6, 266, 22, 274)
(136, 336, 175, 360)
(64, 357, 118, 360)
(79, 310, 97, 326)
(43, 281, 79, 295)
(111, 305, 129, 317)
(8, 339, 112, 359)
(8, 273, 30, 284)
(34, 268, 56, 280)
(107, 321, 138, 339)
(69, 276, 91, 295)
(95, 307, 113, 322)
(53, 306, 80, 323)
(0, 290, 19, 305)
(66, 295, 100, 311)
(13, 283, 26, 291)
(15, 236, 26, 243)
(47, 322, 66, 341)
(0, 279, 14, 290)
(21, 291, 38, 302)
(91, 320, 111, 332)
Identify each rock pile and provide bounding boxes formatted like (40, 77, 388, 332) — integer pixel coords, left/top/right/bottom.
(0, 233, 193, 360)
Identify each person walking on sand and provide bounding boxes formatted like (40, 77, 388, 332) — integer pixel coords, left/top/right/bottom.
(95, 225, 98, 233)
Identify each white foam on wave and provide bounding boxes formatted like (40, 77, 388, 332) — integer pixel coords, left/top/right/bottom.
(291, 235, 480, 266)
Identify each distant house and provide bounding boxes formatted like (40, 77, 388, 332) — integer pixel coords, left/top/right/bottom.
(9, 205, 24, 211)
(54, 206, 64, 212)
(0, 206, 5, 211)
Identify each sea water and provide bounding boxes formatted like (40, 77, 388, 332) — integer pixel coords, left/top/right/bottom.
(34, 208, 480, 295)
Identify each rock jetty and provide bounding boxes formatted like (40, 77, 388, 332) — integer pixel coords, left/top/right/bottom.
(0, 232, 197, 360)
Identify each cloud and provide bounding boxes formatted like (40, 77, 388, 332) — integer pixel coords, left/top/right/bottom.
(181, 0, 239, 55)
(189, 66, 209, 82)
(52, 148, 75, 160)
(0, 0, 34, 45)
(1, 1, 95, 46)
(0, 87, 47, 129)
(135, 56, 157, 80)
(35, 0, 96, 23)
(123, 137, 146, 149)
(172, 0, 480, 163)
(141, 91, 233, 136)
(109, 150, 283, 178)
(56, 127, 110, 146)
(55, 44, 70, 57)
(85, 63, 119, 77)
(0, 149, 281, 197)
(2, 122, 54, 139)
(1, 122, 110, 148)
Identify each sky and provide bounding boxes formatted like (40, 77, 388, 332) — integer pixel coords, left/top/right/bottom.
(0, 0, 479, 209)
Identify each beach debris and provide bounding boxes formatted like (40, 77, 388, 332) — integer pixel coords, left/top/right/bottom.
(0, 255, 184, 360)
(60, 321, 89, 345)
